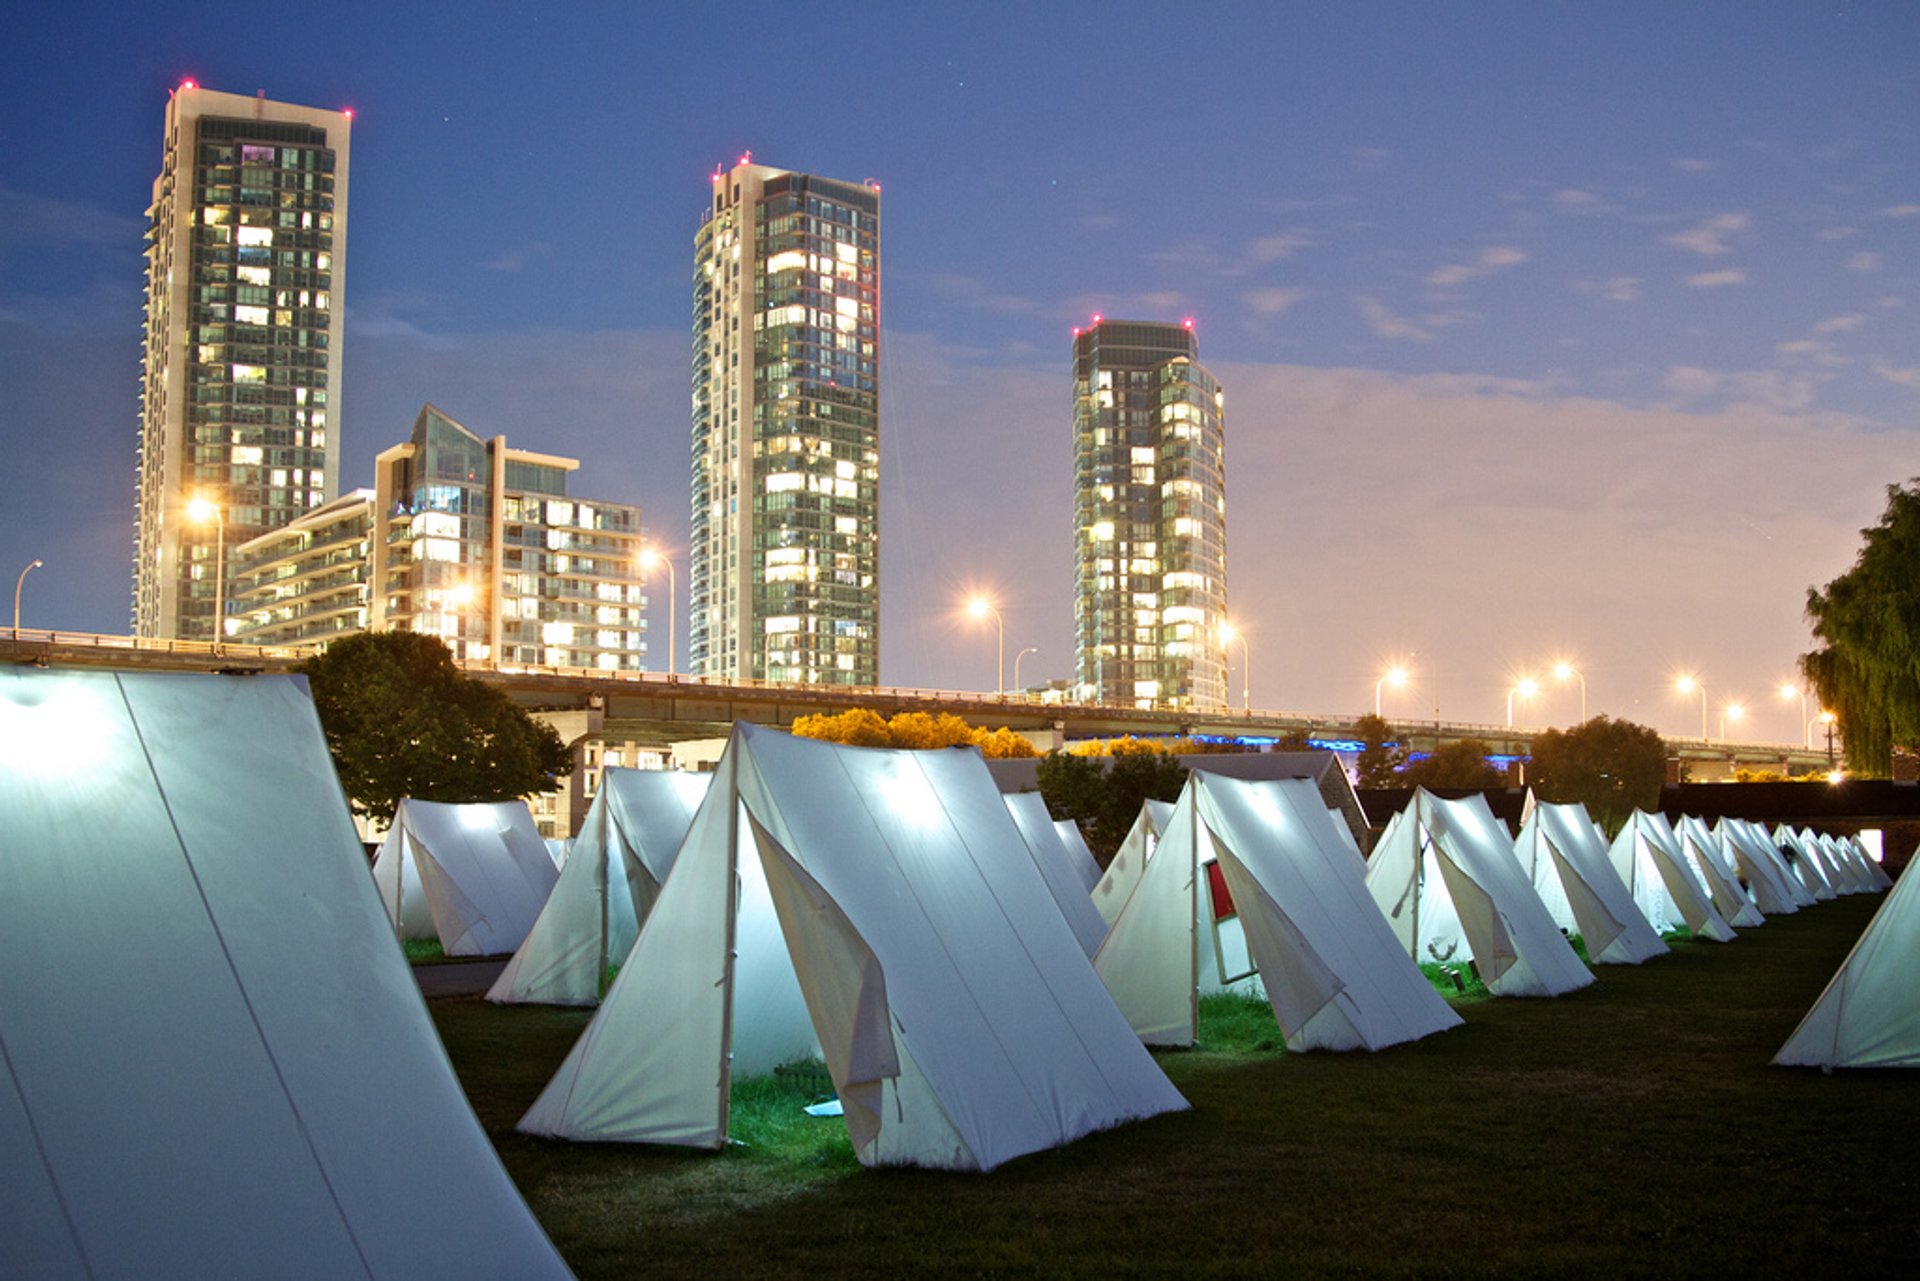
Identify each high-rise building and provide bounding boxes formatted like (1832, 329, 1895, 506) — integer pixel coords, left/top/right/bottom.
(1071, 318, 1228, 709)
(228, 404, 648, 672)
(689, 158, 881, 685)
(136, 81, 350, 642)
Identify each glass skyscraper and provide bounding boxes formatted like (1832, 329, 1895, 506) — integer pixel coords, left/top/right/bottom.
(1072, 319, 1228, 709)
(136, 82, 349, 641)
(689, 159, 881, 685)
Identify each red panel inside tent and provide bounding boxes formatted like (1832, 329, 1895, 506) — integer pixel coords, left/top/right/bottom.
(1204, 859, 1236, 922)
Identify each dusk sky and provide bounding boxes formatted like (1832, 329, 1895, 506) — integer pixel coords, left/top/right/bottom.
(2, 2, 1915, 743)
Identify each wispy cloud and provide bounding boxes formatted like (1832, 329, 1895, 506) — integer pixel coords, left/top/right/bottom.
(1426, 246, 1529, 287)
(1816, 226, 1860, 241)
(1662, 364, 1820, 412)
(1355, 296, 1433, 341)
(1671, 158, 1718, 174)
(1684, 269, 1747, 288)
(1248, 233, 1313, 263)
(1776, 339, 1847, 368)
(480, 240, 553, 272)
(1878, 204, 1920, 219)
(1571, 276, 1642, 302)
(913, 271, 1043, 315)
(1664, 212, 1751, 255)
(1813, 314, 1866, 334)
(1848, 251, 1883, 273)
(1243, 287, 1309, 315)
(1554, 188, 1602, 209)
(1872, 362, 1920, 390)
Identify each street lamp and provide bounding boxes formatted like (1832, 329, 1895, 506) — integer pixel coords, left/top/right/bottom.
(638, 547, 677, 674)
(1675, 675, 1708, 740)
(1506, 677, 1538, 728)
(1780, 683, 1809, 747)
(12, 559, 42, 637)
(185, 495, 225, 653)
(1375, 666, 1407, 716)
(1552, 661, 1587, 723)
(1818, 710, 1837, 768)
(1720, 703, 1744, 744)
(1013, 646, 1038, 693)
(966, 595, 1004, 693)
(1220, 621, 1250, 712)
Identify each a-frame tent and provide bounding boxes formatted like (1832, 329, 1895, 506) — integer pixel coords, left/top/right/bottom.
(1820, 832, 1876, 893)
(1775, 849, 1920, 1068)
(1796, 826, 1860, 894)
(1053, 817, 1104, 892)
(1714, 816, 1806, 913)
(1844, 834, 1895, 890)
(0, 668, 570, 1279)
(1676, 815, 1766, 927)
(519, 724, 1185, 1171)
(488, 768, 710, 1005)
(1093, 798, 1176, 927)
(1365, 789, 1594, 997)
(1513, 795, 1668, 965)
(1609, 809, 1737, 942)
(1095, 772, 1462, 1050)
(1729, 816, 1817, 907)
(370, 798, 558, 956)
(1775, 824, 1839, 900)
(1003, 790, 1108, 957)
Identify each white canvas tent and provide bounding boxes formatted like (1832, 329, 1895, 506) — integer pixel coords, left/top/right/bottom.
(1714, 817, 1806, 914)
(1793, 827, 1857, 894)
(1676, 815, 1765, 927)
(370, 798, 559, 956)
(0, 668, 570, 1279)
(1775, 824, 1838, 900)
(1365, 789, 1594, 997)
(1513, 796, 1668, 965)
(1846, 834, 1895, 890)
(1003, 790, 1109, 957)
(519, 724, 1185, 1170)
(1819, 832, 1874, 893)
(1609, 810, 1737, 942)
(1775, 851, 1919, 1068)
(488, 768, 710, 1005)
(1093, 799, 1176, 926)
(1094, 772, 1462, 1051)
(1053, 817, 1103, 892)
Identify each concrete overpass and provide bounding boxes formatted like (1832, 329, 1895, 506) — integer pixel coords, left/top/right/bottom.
(0, 627, 1833, 776)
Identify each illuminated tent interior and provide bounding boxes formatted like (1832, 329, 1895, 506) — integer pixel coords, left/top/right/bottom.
(488, 767, 710, 1005)
(1003, 790, 1108, 957)
(1608, 810, 1737, 942)
(0, 668, 570, 1279)
(1774, 824, 1840, 901)
(519, 724, 1186, 1171)
(1094, 772, 1463, 1051)
(1093, 798, 1176, 926)
(1512, 796, 1669, 965)
(1776, 845, 1920, 1069)
(1365, 789, 1594, 997)
(370, 797, 559, 957)
(1713, 816, 1807, 914)
(1676, 815, 1766, 927)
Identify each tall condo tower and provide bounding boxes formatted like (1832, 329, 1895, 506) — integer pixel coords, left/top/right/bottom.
(689, 158, 881, 684)
(136, 81, 350, 641)
(1071, 318, 1228, 709)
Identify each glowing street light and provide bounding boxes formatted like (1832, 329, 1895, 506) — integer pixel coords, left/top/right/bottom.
(1817, 709, 1837, 768)
(1375, 665, 1407, 716)
(1220, 621, 1250, 712)
(1675, 675, 1708, 740)
(1552, 661, 1587, 722)
(1013, 646, 1038, 693)
(185, 495, 226, 653)
(1720, 703, 1745, 743)
(966, 595, 1004, 693)
(1780, 683, 1809, 747)
(1506, 677, 1539, 728)
(638, 547, 677, 674)
(12, 559, 42, 637)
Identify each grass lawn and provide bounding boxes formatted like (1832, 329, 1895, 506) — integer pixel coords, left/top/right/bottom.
(430, 893, 1916, 1278)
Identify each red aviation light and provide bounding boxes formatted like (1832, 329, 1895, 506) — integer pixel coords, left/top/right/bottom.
(1182, 317, 1195, 330)
(1091, 313, 1103, 325)
(179, 79, 199, 91)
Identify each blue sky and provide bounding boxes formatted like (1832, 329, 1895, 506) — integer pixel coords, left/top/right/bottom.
(2, 1, 1915, 741)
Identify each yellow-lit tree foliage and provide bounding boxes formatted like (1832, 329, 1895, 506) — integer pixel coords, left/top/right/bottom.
(788, 707, 892, 748)
(788, 707, 1037, 758)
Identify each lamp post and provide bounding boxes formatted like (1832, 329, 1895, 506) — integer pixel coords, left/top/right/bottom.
(1375, 666, 1407, 716)
(638, 547, 677, 674)
(1506, 677, 1538, 728)
(966, 596, 1004, 693)
(1675, 675, 1708, 740)
(1720, 703, 1744, 744)
(1818, 710, 1837, 768)
(1013, 646, 1038, 694)
(1781, 683, 1809, 747)
(1553, 661, 1587, 723)
(186, 495, 225, 653)
(12, 559, 42, 637)
(1220, 621, 1250, 712)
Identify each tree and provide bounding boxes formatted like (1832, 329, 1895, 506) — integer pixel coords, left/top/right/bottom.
(885, 710, 977, 750)
(789, 707, 1036, 756)
(1036, 747, 1188, 865)
(973, 726, 1040, 759)
(1353, 714, 1408, 788)
(1802, 479, 1920, 775)
(789, 708, 892, 746)
(1398, 739, 1502, 790)
(297, 631, 572, 824)
(1526, 715, 1667, 836)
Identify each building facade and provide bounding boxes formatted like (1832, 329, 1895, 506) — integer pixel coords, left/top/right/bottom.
(230, 405, 648, 672)
(136, 82, 349, 641)
(1071, 319, 1228, 709)
(689, 159, 881, 685)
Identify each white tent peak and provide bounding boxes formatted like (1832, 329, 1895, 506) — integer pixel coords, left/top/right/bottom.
(371, 798, 558, 957)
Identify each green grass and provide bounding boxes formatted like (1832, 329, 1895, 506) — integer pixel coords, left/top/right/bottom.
(402, 938, 444, 963)
(431, 893, 1913, 1278)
